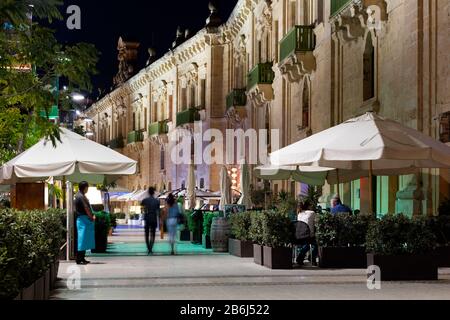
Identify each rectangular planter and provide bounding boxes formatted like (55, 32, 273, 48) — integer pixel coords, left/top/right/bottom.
(34, 275, 45, 300)
(50, 261, 60, 288)
(21, 283, 35, 300)
(202, 234, 212, 249)
(253, 244, 264, 265)
(229, 239, 254, 258)
(179, 229, 191, 241)
(318, 246, 367, 269)
(367, 253, 438, 281)
(263, 246, 293, 270)
(44, 270, 51, 300)
(433, 246, 450, 268)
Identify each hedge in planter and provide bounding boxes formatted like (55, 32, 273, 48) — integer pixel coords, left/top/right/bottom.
(91, 211, 111, 253)
(188, 210, 203, 244)
(0, 208, 65, 300)
(427, 215, 450, 267)
(262, 211, 295, 269)
(316, 213, 374, 268)
(229, 211, 253, 257)
(249, 211, 265, 265)
(366, 214, 438, 281)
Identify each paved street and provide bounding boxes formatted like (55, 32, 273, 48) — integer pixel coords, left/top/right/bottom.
(51, 226, 450, 300)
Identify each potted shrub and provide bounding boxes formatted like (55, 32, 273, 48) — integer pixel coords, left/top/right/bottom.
(91, 211, 111, 253)
(188, 210, 203, 244)
(229, 211, 253, 257)
(260, 211, 295, 269)
(249, 211, 265, 265)
(366, 214, 438, 281)
(202, 212, 219, 249)
(427, 215, 450, 267)
(316, 213, 374, 268)
(178, 210, 191, 241)
(109, 213, 117, 236)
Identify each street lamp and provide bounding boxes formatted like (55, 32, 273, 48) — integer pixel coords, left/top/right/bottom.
(71, 94, 85, 101)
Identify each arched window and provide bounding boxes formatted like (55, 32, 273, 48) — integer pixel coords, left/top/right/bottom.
(132, 112, 136, 131)
(181, 181, 186, 189)
(363, 33, 375, 101)
(302, 80, 310, 128)
(200, 178, 205, 189)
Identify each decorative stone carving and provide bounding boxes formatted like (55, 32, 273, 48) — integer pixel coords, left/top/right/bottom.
(247, 87, 273, 107)
(279, 53, 316, 82)
(113, 37, 140, 87)
(226, 106, 247, 126)
(331, 0, 388, 42)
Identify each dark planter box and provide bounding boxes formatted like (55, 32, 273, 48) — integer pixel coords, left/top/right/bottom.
(190, 230, 202, 244)
(92, 223, 108, 253)
(433, 246, 450, 267)
(202, 234, 212, 249)
(263, 246, 292, 270)
(44, 270, 51, 300)
(179, 229, 191, 241)
(319, 246, 367, 269)
(22, 283, 35, 300)
(50, 261, 60, 289)
(253, 244, 264, 265)
(229, 239, 254, 258)
(367, 253, 438, 281)
(34, 275, 45, 300)
(14, 292, 22, 300)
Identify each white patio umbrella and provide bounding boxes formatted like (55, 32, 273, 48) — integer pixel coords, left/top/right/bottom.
(0, 127, 137, 260)
(238, 163, 253, 209)
(219, 166, 232, 210)
(270, 112, 450, 211)
(186, 162, 196, 210)
(0, 128, 137, 184)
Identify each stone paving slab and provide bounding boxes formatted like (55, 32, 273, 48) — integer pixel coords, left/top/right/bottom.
(51, 255, 450, 300)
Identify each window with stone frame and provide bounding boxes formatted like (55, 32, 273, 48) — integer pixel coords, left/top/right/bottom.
(302, 80, 310, 129)
(160, 148, 165, 171)
(132, 112, 136, 131)
(363, 33, 375, 101)
(200, 178, 205, 189)
(440, 112, 450, 143)
(168, 95, 173, 121)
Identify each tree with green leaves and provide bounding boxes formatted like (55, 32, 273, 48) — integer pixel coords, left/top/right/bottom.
(0, 0, 98, 164)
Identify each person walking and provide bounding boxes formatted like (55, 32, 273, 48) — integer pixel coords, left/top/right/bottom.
(75, 181, 96, 265)
(141, 187, 160, 255)
(165, 193, 180, 255)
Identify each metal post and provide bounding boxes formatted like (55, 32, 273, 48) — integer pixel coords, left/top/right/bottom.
(66, 180, 75, 261)
(369, 160, 374, 217)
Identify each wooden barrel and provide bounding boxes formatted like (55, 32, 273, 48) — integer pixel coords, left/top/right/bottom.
(210, 217, 231, 252)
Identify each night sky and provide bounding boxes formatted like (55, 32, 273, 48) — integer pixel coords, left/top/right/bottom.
(50, 0, 237, 100)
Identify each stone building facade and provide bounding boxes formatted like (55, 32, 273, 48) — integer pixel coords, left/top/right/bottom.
(79, 0, 450, 216)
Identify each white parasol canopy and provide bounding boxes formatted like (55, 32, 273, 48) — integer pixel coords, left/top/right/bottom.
(186, 162, 196, 210)
(219, 166, 232, 210)
(238, 163, 253, 209)
(0, 128, 137, 184)
(270, 112, 450, 170)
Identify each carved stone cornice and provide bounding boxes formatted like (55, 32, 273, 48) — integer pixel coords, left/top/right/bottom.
(226, 106, 247, 126)
(247, 85, 273, 107)
(331, 0, 388, 42)
(279, 52, 316, 82)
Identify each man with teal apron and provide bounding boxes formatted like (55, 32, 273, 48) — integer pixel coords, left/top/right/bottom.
(75, 181, 96, 265)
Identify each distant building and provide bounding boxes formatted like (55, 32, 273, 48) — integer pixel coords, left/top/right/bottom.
(78, 0, 450, 216)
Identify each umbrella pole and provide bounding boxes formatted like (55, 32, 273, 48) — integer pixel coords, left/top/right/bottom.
(369, 160, 374, 217)
(336, 169, 340, 196)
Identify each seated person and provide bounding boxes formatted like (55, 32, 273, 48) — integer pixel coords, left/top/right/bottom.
(295, 201, 318, 266)
(330, 194, 352, 215)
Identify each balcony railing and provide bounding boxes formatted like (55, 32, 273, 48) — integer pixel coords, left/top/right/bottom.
(226, 89, 247, 110)
(109, 137, 124, 149)
(247, 63, 275, 91)
(149, 120, 169, 136)
(176, 108, 200, 127)
(280, 26, 316, 62)
(127, 130, 144, 144)
(330, 0, 353, 17)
